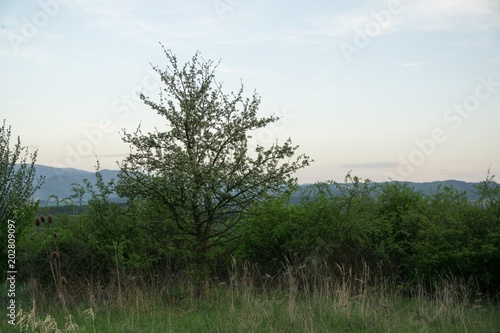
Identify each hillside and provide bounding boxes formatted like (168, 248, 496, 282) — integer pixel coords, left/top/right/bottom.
(33, 165, 120, 204)
(31, 165, 485, 205)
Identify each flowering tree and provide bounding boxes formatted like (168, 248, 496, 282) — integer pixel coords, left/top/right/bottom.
(117, 47, 311, 285)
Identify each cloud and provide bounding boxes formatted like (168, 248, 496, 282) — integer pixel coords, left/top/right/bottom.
(0, 16, 64, 62)
(304, 6, 405, 40)
(0, 40, 66, 66)
(307, 0, 500, 44)
(397, 61, 428, 70)
(67, 0, 220, 48)
(94, 153, 128, 158)
(216, 64, 287, 79)
(399, 0, 500, 32)
(339, 162, 399, 169)
(63, 152, 128, 159)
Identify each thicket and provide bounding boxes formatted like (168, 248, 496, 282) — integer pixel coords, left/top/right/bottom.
(237, 172, 500, 295)
(18, 169, 500, 302)
(0, 120, 44, 277)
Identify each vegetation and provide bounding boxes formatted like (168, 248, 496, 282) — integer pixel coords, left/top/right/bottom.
(0, 120, 44, 278)
(7, 167, 498, 332)
(116, 46, 310, 288)
(3, 261, 500, 333)
(2, 51, 499, 331)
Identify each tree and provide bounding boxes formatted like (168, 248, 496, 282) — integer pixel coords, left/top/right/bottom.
(1, 119, 44, 277)
(117, 47, 311, 284)
(0, 119, 44, 221)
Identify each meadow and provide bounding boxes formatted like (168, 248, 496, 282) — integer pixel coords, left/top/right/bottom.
(3, 260, 500, 333)
(3, 172, 500, 332)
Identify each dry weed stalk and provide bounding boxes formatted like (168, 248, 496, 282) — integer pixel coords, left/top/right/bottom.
(35, 214, 69, 309)
(17, 299, 80, 333)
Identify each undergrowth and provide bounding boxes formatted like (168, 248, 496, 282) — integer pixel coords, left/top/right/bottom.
(2, 261, 499, 333)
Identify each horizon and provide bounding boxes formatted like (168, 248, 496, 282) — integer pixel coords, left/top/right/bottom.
(2, 0, 500, 184)
(33, 163, 493, 185)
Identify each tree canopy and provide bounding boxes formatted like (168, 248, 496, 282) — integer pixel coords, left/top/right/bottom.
(117, 47, 311, 280)
(1, 119, 44, 278)
(0, 120, 43, 222)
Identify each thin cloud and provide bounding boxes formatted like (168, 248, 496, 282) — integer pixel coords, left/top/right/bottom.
(95, 153, 128, 158)
(305, 7, 405, 40)
(339, 162, 399, 169)
(217, 65, 288, 80)
(307, 0, 500, 43)
(70, 1, 219, 47)
(399, 0, 500, 32)
(397, 61, 428, 70)
(1, 44, 66, 66)
(63, 153, 128, 159)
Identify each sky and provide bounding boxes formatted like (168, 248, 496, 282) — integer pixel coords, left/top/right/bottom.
(1, 0, 499, 184)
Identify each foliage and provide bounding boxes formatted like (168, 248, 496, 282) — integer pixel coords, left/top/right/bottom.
(4, 263, 500, 333)
(116, 47, 311, 282)
(0, 120, 44, 279)
(234, 172, 500, 294)
(19, 167, 153, 291)
(236, 173, 380, 274)
(15, 162, 500, 298)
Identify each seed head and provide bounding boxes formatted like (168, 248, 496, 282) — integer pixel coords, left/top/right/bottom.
(50, 251, 59, 260)
(35, 217, 40, 227)
(40, 216, 46, 223)
(52, 232, 58, 238)
(60, 277, 67, 285)
(47, 215, 53, 224)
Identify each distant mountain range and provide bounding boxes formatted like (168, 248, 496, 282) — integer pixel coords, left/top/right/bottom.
(32, 165, 485, 205)
(33, 165, 121, 205)
(291, 179, 483, 204)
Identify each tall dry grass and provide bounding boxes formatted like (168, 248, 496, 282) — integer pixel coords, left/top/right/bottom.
(7, 259, 500, 332)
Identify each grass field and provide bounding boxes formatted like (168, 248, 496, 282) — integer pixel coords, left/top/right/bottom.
(3, 263, 499, 332)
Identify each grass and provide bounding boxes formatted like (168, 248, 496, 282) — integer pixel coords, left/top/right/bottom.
(2, 262, 499, 333)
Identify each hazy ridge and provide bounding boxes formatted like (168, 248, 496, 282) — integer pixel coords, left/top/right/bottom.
(32, 165, 484, 205)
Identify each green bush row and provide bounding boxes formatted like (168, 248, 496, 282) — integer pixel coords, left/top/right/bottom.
(18, 171, 500, 296)
(237, 173, 500, 294)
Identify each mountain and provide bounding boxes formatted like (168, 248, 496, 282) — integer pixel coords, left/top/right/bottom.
(31, 165, 485, 205)
(33, 165, 120, 204)
(397, 180, 480, 198)
(291, 180, 483, 203)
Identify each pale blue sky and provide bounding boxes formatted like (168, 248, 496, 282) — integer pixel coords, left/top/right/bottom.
(1, 0, 499, 183)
